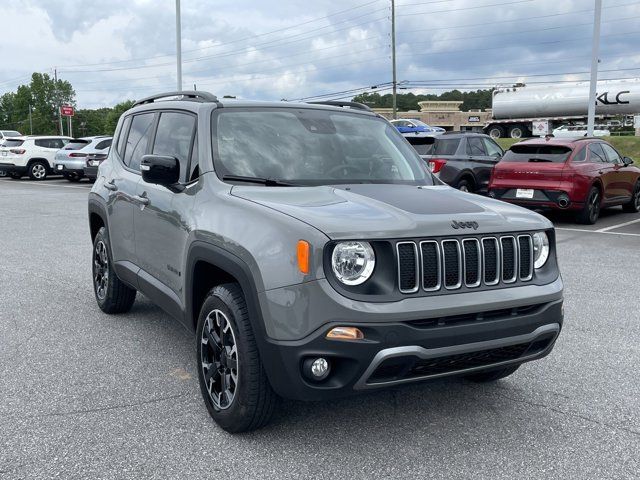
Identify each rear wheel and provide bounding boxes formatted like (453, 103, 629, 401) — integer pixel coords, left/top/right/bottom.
(28, 161, 48, 181)
(576, 186, 601, 224)
(92, 226, 136, 313)
(622, 181, 640, 213)
(465, 365, 520, 382)
(196, 283, 277, 433)
(508, 125, 525, 139)
(455, 177, 475, 193)
(487, 125, 506, 139)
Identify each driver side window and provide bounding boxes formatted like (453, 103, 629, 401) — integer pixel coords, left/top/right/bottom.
(601, 144, 622, 164)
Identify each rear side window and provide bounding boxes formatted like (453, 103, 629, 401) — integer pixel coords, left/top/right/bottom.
(152, 111, 196, 180)
(35, 139, 65, 149)
(116, 117, 132, 157)
(95, 139, 112, 150)
(123, 113, 155, 171)
(588, 143, 607, 163)
(63, 141, 90, 150)
(502, 145, 572, 163)
(466, 137, 486, 156)
(3, 139, 24, 147)
(432, 138, 460, 155)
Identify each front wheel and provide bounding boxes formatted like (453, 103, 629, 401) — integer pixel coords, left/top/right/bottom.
(92, 227, 136, 313)
(576, 186, 601, 224)
(622, 181, 640, 213)
(465, 365, 520, 382)
(28, 161, 48, 181)
(196, 283, 277, 433)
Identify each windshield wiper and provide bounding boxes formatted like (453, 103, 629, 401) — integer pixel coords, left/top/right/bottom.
(222, 174, 297, 186)
(528, 157, 553, 162)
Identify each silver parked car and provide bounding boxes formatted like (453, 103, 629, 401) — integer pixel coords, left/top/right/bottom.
(53, 136, 113, 182)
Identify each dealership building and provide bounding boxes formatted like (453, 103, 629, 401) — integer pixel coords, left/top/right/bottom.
(374, 100, 491, 132)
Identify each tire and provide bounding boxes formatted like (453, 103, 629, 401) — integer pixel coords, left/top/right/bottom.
(455, 177, 475, 193)
(67, 174, 82, 183)
(465, 365, 520, 383)
(28, 161, 48, 181)
(508, 125, 524, 139)
(576, 186, 602, 225)
(92, 226, 136, 314)
(622, 181, 640, 213)
(196, 283, 277, 433)
(487, 125, 505, 139)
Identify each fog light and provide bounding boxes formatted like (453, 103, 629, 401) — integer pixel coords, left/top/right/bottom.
(303, 357, 331, 381)
(326, 326, 364, 341)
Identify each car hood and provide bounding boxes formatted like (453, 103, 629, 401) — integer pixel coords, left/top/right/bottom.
(231, 183, 551, 240)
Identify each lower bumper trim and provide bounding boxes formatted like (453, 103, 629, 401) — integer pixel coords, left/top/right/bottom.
(353, 323, 560, 390)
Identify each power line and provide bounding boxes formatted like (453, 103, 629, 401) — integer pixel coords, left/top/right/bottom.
(396, 0, 534, 17)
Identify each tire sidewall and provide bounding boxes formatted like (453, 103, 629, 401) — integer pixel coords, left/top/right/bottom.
(195, 288, 254, 431)
(92, 227, 114, 309)
(29, 161, 48, 181)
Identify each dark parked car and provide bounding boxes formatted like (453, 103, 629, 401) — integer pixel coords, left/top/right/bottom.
(407, 132, 504, 193)
(88, 92, 563, 433)
(488, 137, 640, 224)
(83, 148, 110, 181)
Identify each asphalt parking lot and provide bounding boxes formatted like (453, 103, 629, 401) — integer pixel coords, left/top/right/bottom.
(1, 177, 639, 479)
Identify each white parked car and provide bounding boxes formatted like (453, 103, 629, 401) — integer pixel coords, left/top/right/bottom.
(552, 125, 611, 138)
(0, 136, 73, 180)
(53, 136, 113, 182)
(0, 130, 22, 145)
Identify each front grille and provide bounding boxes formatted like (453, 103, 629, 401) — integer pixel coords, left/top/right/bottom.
(396, 233, 535, 293)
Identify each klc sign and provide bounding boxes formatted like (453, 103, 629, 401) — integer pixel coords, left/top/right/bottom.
(60, 105, 75, 117)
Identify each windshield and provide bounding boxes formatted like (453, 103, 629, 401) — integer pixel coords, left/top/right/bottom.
(3, 139, 24, 147)
(502, 145, 572, 163)
(2, 131, 21, 138)
(212, 108, 432, 185)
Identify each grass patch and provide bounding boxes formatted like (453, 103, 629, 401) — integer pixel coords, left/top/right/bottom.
(496, 136, 640, 161)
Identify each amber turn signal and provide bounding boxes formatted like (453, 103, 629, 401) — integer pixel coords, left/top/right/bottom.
(326, 326, 364, 341)
(297, 240, 310, 274)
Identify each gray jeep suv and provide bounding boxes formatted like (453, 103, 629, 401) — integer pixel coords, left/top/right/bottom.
(88, 92, 563, 433)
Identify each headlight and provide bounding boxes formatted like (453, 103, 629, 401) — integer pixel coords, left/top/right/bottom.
(331, 241, 375, 285)
(532, 232, 550, 269)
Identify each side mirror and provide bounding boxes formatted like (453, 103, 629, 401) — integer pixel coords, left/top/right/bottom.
(622, 156, 634, 166)
(141, 154, 179, 186)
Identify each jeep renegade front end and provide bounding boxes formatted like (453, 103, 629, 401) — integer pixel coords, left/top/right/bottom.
(88, 92, 563, 432)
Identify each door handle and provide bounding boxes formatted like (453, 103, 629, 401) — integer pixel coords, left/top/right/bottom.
(132, 194, 149, 206)
(104, 181, 117, 191)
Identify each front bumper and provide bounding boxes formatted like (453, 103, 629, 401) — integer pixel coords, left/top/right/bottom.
(257, 277, 563, 401)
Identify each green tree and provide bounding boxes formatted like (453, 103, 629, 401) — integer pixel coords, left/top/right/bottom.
(104, 100, 135, 135)
(352, 89, 494, 112)
(0, 73, 75, 135)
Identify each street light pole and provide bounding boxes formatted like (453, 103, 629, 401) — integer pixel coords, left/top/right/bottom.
(176, 0, 182, 91)
(28, 104, 33, 135)
(391, 0, 397, 119)
(587, 0, 602, 137)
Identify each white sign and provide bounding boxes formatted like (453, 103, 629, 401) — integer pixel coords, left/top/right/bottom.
(532, 120, 549, 136)
(634, 115, 640, 129)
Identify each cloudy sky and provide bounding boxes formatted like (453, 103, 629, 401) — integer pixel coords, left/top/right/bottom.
(1, 0, 639, 108)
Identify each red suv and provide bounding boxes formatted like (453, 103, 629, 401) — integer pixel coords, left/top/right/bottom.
(488, 137, 640, 224)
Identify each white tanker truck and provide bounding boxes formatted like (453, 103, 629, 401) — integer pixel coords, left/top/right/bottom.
(484, 79, 640, 138)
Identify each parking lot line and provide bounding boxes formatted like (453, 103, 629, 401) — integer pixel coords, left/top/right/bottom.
(556, 226, 640, 237)
(596, 218, 640, 233)
(1, 181, 90, 191)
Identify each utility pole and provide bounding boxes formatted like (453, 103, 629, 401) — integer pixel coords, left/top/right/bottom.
(28, 104, 33, 135)
(54, 68, 63, 135)
(391, 0, 397, 119)
(587, 0, 602, 137)
(176, 0, 182, 91)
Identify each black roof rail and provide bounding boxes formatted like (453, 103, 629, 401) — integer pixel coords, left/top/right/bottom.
(306, 101, 373, 112)
(133, 91, 218, 107)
